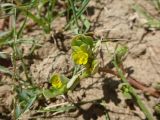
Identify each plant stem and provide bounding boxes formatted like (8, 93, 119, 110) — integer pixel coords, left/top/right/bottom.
(11, 6, 32, 85)
(68, 0, 79, 28)
(12, 7, 20, 81)
(65, 0, 90, 29)
(113, 61, 154, 120)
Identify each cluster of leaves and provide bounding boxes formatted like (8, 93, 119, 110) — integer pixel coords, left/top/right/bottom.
(71, 35, 99, 77)
(43, 35, 99, 99)
(43, 74, 69, 98)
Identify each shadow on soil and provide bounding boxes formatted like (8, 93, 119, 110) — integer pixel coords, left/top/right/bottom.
(71, 76, 122, 120)
(49, 31, 70, 52)
(102, 77, 121, 105)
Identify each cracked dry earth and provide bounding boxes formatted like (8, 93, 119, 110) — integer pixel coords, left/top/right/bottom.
(1, 0, 160, 120)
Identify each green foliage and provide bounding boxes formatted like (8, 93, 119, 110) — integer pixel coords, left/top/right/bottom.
(65, 0, 91, 33)
(71, 34, 93, 47)
(80, 15, 91, 33)
(50, 74, 68, 89)
(0, 65, 12, 75)
(1, 0, 90, 34)
(113, 60, 154, 120)
(43, 74, 69, 99)
(114, 45, 128, 64)
(38, 103, 76, 113)
(154, 103, 160, 115)
(43, 35, 99, 99)
(0, 31, 13, 46)
(66, 74, 80, 90)
(152, 0, 160, 11)
(15, 87, 39, 119)
(133, 3, 160, 29)
(71, 35, 99, 77)
(0, 0, 91, 119)
(119, 83, 132, 99)
(16, 0, 57, 33)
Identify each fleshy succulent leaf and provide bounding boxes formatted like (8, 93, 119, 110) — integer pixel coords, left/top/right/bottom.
(43, 74, 69, 99)
(119, 83, 132, 99)
(71, 35, 93, 47)
(90, 60, 99, 74)
(114, 45, 128, 64)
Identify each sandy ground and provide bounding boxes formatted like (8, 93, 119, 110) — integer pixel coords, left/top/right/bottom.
(0, 0, 160, 120)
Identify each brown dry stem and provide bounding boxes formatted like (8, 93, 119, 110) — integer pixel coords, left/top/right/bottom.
(99, 67, 160, 98)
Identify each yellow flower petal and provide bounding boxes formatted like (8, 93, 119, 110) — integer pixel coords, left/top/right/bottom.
(51, 75, 62, 89)
(72, 50, 88, 65)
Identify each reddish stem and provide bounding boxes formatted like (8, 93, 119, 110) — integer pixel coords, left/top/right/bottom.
(99, 67, 160, 98)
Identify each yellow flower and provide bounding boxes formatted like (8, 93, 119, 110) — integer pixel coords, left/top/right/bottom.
(51, 75, 63, 89)
(72, 50, 88, 65)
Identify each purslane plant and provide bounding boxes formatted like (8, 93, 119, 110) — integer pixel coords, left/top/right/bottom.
(43, 35, 99, 98)
(71, 35, 99, 76)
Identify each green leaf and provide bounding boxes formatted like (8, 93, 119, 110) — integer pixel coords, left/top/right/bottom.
(15, 87, 38, 119)
(71, 35, 93, 47)
(133, 4, 160, 29)
(154, 103, 160, 115)
(72, 46, 81, 52)
(43, 88, 62, 99)
(43, 74, 69, 99)
(60, 74, 70, 84)
(152, 0, 160, 10)
(115, 45, 128, 59)
(15, 104, 21, 119)
(1, 38, 40, 45)
(18, 7, 50, 33)
(119, 83, 132, 99)
(17, 15, 27, 38)
(23, 95, 36, 113)
(133, 4, 153, 21)
(81, 70, 91, 78)
(0, 65, 12, 75)
(81, 60, 99, 77)
(38, 104, 76, 113)
(90, 60, 99, 74)
(0, 31, 13, 46)
(0, 31, 11, 38)
(0, 52, 8, 59)
(81, 15, 91, 33)
(65, 0, 90, 30)
(50, 74, 69, 89)
(71, 38, 84, 47)
(114, 45, 128, 64)
(67, 74, 79, 90)
(80, 44, 91, 54)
